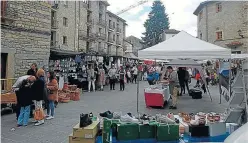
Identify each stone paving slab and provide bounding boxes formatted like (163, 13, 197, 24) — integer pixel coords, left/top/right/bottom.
(1, 81, 228, 143)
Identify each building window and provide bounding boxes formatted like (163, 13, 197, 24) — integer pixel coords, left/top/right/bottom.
(216, 3, 222, 13)
(98, 42, 101, 48)
(109, 20, 111, 28)
(63, 17, 68, 27)
(99, 28, 102, 33)
(63, 36, 67, 45)
(113, 22, 115, 29)
(113, 34, 115, 41)
(199, 11, 203, 21)
(64, 1, 68, 7)
(216, 31, 223, 40)
(99, 13, 102, 21)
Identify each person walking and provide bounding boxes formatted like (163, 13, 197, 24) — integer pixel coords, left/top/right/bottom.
(46, 71, 58, 120)
(31, 69, 46, 126)
(167, 66, 180, 109)
(132, 65, 138, 83)
(87, 65, 95, 92)
(16, 76, 36, 127)
(119, 66, 125, 91)
(98, 65, 105, 91)
(108, 64, 117, 90)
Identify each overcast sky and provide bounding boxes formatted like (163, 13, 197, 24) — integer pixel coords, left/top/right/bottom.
(107, 0, 205, 39)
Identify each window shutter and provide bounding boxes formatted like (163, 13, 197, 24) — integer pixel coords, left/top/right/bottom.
(1, 0, 7, 19)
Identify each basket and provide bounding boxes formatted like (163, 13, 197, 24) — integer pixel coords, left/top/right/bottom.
(1, 92, 17, 104)
(72, 89, 80, 101)
(60, 97, 70, 103)
(68, 85, 77, 91)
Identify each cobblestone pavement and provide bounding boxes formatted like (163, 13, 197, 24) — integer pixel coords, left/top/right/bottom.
(1, 81, 228, 143)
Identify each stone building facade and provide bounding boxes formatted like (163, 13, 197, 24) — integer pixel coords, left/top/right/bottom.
(86, 1, 109, 54)
(50, 1, 88, 52)
(194, 1, 248, 54)
(106, 11, 126, 57)
(125, 36, 144, 56)
(1, 1, 51, 78)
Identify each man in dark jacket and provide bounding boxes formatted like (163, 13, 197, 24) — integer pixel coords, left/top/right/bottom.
(27, 63, 38, 77)
(17, 76, 36, 126)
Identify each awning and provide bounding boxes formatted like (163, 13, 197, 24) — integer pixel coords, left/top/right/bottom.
(50, 49, 82, 56)
(124, 52, 138, 59)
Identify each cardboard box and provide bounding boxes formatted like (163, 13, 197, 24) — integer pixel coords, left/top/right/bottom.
(73, 121, 100, 138)
(69, 134, 96, 143)
(207, 122, 226, 137)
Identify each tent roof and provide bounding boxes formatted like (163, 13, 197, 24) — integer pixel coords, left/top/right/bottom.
(138, 31, 231, 60)
(165, 59, 201, 67)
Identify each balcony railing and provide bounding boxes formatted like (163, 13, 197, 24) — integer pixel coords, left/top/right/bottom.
(1, 78, 17, 92)
(79, 30, 96, 41)
(108, 24, 114, 30)
(108, 38, 114, 43)
(98, 47, 106, 55)
(116, 39, 122, 45)
(51, 20, 58, 29)
(117, 28, 121, 33)
(98, 19, 106, 26)
(97, 32, 106, 40)
(50, 41, 58, 48)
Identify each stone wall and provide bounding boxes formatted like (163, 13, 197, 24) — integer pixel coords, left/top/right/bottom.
(197, 1, 248, 53)
(1, 1, 51, 78)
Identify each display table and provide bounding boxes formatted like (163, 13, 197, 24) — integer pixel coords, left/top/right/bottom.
(1, 92, 17, 104)
(144, 85, 170, 108)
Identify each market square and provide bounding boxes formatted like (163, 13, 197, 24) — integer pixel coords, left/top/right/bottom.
(1, 0, 248, 143)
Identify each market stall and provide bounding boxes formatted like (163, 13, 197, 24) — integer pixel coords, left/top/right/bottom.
(133, 31, 248, 142)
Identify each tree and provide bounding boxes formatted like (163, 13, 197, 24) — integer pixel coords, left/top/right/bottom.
(142, 0, 170, 47)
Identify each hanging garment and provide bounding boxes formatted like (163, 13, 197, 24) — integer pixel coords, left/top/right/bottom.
(59, 76, 64, 90)
(75, 55, 82, 63)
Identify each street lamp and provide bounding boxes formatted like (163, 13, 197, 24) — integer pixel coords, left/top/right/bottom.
(237, 30, 244, 38)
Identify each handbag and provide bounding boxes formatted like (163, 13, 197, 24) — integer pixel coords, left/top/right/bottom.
(34, 108, 45, 120)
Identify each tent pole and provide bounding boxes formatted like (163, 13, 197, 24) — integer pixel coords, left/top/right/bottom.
(219, 59, 222, 104)
(136, 74, 140, 119)
(229, 59, 232, 102)
(207, 86, 213, 102)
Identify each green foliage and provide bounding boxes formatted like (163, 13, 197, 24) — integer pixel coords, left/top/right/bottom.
(142, 0, 170, 47)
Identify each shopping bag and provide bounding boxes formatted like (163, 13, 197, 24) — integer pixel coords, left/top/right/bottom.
(34, 108, 45, 121)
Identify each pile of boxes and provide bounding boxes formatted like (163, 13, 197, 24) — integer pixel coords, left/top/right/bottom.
(69, 120, 100, 143)
(102, 118, 179, 142)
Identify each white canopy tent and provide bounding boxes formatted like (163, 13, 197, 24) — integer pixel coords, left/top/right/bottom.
(138, 31, 231, 60)
(165, 59, 200, 67)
